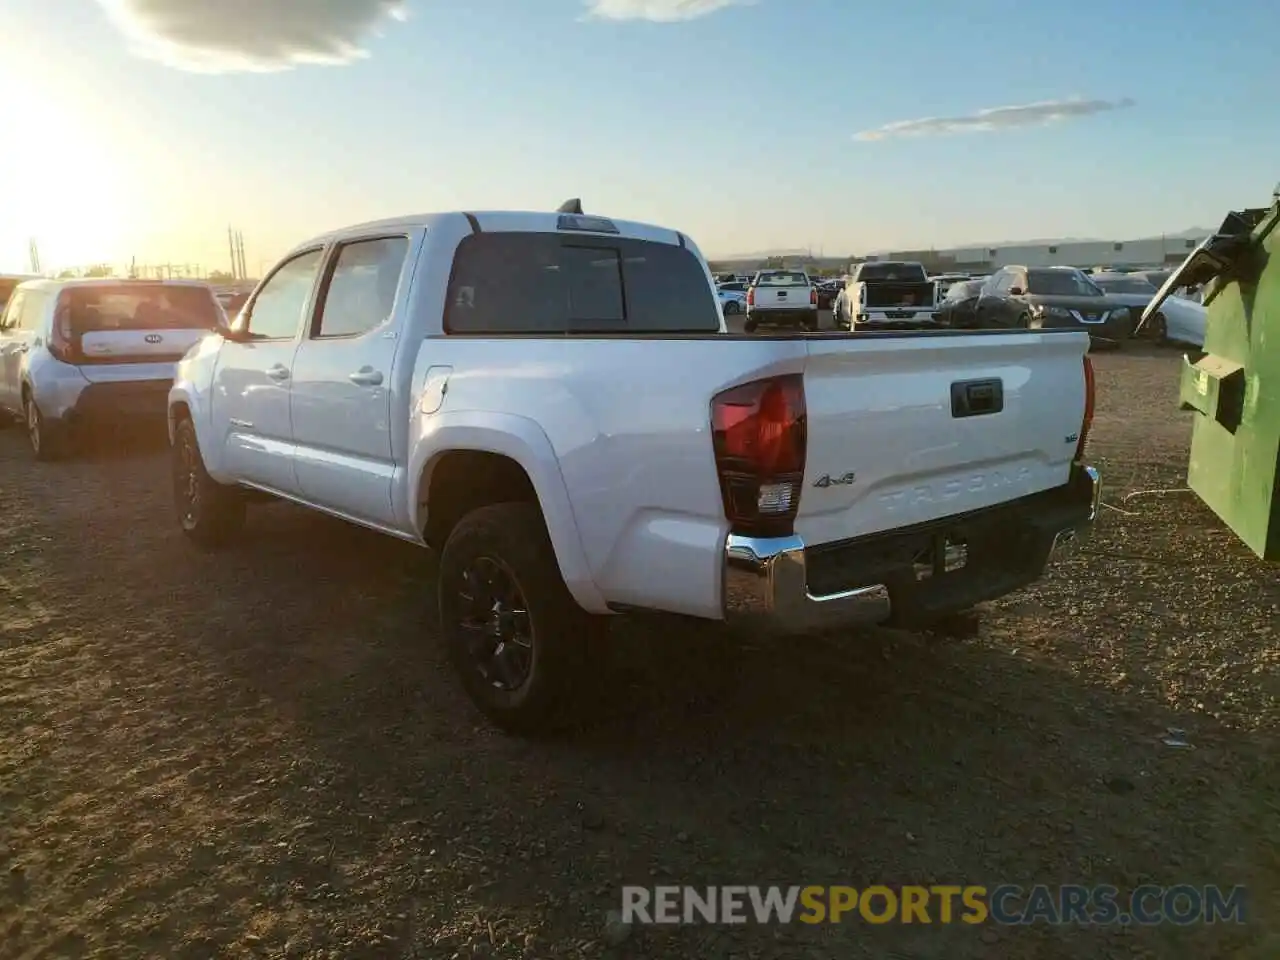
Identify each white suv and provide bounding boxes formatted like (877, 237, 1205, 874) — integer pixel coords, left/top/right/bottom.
(0, 278, 224, 459)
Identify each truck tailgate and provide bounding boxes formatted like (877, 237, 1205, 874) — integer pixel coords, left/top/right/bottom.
(754, 286, 810, 309)
(797, 331, 1089, 545)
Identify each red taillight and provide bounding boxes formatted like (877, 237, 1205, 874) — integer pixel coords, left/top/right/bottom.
(810, 287, 818, 305)
(711, 374, 807, 537)
(48, 296, 75, 363)
(746, 287, 755, 307)
(1076, 355, 1095, 461)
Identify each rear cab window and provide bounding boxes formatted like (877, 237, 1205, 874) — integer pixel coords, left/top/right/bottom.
(444, 232, 721, 334)
(857, 263, 928, 283)
(754, 271, 809, 286)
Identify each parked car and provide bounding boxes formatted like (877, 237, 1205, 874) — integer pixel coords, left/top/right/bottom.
(934, 279, 985, 328)
(974, 266, 1133, 345)
(1091, 273, 1206, 346)
(0, 274, 40, 316)
(216, 290, 250, 320)
(0, 278, 224, 459)
(167, 201, 1100, 732)
(813, 279, 842, 310)
(832, 261, 940, 331)
(718, 286, 747, 315)
(744, 269, 818, 331)
(929, 273, 971, 299)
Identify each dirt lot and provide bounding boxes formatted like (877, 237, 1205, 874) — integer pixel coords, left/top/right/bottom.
(1, 346, 1276, 959)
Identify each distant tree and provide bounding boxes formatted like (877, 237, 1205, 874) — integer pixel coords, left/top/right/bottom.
(83, 264, 114, 278)
(57, 268, 79, 279)
(207, 269, 234, 283)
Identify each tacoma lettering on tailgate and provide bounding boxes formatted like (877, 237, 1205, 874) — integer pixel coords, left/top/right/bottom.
(875, 467, 1033, 513)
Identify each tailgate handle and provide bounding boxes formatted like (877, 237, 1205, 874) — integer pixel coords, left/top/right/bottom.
(951, 378, 1003, 418)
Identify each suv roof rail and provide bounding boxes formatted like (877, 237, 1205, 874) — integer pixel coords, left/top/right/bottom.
(556, 198, 584, 214)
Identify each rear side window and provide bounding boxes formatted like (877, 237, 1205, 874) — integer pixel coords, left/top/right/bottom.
(314, 236, 410, 338)
(62, 284, 222, 334)
(445, 232, 720, 334)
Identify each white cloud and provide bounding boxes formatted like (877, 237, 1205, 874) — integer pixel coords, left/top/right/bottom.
(854, 97, 1136, 142)
(95, 0, 409, 73)
(582, 0, 753, 22)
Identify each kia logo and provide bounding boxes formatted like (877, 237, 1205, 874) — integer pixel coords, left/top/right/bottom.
(145, 334, 163, 343)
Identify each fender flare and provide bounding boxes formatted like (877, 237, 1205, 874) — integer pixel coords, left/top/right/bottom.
(408, 412, 609, 615)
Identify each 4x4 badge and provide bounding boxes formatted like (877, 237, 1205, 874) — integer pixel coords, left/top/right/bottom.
(813, 472, 856, 489)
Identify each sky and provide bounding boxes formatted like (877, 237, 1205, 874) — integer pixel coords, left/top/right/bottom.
(2, 0, 1279, 274)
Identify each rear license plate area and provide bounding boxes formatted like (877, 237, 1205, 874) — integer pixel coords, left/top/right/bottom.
(913, 534, 968, 581)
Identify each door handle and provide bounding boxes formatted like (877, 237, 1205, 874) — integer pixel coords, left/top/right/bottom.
(348, 368, 384, 387)
(266, 364, 290, 381)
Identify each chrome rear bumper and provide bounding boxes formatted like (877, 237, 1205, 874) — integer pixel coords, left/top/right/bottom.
(722, 464, 1100, 632)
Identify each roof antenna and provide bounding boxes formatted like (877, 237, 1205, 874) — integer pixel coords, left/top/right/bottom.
(556, 198, 584, 215)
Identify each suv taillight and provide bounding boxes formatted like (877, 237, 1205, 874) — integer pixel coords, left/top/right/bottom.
(711, 374, 807, 538)
(1076, 355, 1095, 461)
(48, 296, 75, 363)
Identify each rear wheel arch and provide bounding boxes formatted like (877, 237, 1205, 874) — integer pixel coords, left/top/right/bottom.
(411, 423, 609, 615)
(421, 450, 540, 552)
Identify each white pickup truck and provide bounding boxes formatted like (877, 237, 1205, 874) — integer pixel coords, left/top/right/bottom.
(745, 269, 819, 332)
(168, 201, 1101, 733)
(833, 260, 941, 331)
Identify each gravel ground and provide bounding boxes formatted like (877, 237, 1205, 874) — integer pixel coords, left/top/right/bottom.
(0, 344, 1276, 960)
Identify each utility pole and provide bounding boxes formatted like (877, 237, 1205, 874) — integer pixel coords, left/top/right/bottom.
(228, 226, 239, 280)
(236, 231, 247, 280)
(28, 238, 40, 274)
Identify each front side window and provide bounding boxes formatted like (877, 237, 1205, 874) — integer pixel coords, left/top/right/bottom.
(0, 279, 21, 317)
(1, 291, 25, 330)
(315, 237, 410, 338)
(244, 249, 324, 340)
(445, 232, 720, 334)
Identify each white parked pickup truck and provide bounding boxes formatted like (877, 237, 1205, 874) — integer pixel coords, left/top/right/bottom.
(168, 200, 1101, 733)
(745, 269, 819, 332)
(833, 260, 941, 331)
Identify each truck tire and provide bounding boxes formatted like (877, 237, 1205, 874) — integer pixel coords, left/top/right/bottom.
(743, 317, 759, 333)
(173, 417, 246, 548)
(804, 311, 819, 331)
(438, 502, 597, 735)
(1148, 312, 1167, 344)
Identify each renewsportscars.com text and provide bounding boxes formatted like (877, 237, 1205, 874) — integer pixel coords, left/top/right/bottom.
(621, 884, 1248, 926)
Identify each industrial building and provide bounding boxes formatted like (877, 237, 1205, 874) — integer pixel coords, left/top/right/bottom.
(709, 232, 1210, 277)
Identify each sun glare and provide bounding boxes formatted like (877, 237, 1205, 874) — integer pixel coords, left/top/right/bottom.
(0, 48, 139, 271)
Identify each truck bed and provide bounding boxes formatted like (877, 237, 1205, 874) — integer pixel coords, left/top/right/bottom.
(414, 327, 1091, 618)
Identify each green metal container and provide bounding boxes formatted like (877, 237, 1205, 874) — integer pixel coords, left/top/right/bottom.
(1143, 192, 1280, 560)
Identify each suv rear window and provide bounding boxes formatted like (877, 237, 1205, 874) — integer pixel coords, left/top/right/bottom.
(63, 284, 222, 332)
(445, 232, 720, 335)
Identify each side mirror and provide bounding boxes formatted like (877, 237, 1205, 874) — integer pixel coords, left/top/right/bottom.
(1008, 286, 1024, 296)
